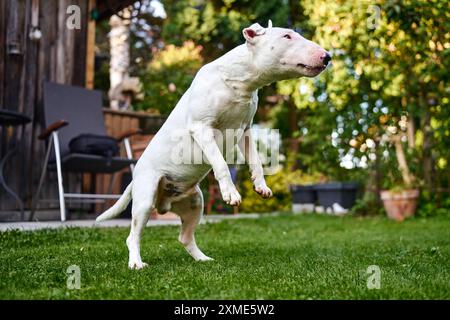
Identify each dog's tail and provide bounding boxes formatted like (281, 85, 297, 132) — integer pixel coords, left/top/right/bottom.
(96, 183, 132, 222)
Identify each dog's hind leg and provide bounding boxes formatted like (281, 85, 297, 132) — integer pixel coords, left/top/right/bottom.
(126, 171, 161, 270)
(171, 185, 213, 261)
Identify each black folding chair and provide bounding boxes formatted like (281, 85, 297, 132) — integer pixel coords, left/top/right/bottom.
(30, 82, 140, 221)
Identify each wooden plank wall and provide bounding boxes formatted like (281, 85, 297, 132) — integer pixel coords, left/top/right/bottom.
(0, 0, 91, 210)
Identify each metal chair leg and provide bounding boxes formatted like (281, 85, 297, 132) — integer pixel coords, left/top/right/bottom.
(123, 137, 134, 173)
(29, 134, 54, 221)
(53, 132, 66, 221)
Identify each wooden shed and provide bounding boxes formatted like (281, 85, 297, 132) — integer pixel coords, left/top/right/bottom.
(0, 0, 138, 216)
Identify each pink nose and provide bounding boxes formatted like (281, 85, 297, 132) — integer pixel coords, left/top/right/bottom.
(320, 52, 331, 65)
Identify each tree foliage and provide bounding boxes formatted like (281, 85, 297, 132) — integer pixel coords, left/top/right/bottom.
(135, 41, 203, 114)
(293, 0, 449, 191)
(161, 0, 290, 61)
(135, 0, 449, 203)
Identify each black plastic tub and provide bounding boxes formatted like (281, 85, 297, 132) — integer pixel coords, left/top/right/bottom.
(290, 185, 317, 204)
(314, 182, 359, 209)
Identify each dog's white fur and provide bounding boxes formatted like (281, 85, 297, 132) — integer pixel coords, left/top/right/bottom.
(96, 22, 329, 269)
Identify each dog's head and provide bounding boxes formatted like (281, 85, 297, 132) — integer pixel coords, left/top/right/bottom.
(243, 21, 330, 79)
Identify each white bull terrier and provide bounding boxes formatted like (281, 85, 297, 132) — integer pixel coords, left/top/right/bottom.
(96, 21, 330, 269)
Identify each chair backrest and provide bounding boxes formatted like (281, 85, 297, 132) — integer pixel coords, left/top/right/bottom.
(43, 82, 107, 157)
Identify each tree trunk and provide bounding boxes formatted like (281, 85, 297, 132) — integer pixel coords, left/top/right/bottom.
(373, 139, 382, 202)
(407, 116, 415, 149)
(108, 9, 131, 109)
(393, 135, 413, 188)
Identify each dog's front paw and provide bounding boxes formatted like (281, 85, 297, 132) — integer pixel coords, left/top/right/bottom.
(254, 184, 273, 199)
(220, 185, 241, 206)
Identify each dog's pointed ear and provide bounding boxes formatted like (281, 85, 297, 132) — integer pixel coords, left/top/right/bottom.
(267, 20, 273, 28)
(243, 23, 265, 45)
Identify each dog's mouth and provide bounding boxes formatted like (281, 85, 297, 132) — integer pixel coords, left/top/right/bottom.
(296, 63, 327, 72)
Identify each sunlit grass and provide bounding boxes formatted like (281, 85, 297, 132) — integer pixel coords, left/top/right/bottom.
(1, 214, 449, 299)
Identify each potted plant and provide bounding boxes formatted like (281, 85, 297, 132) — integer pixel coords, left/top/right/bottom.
(380, 135, 420, 221)
(380, 187, 419, 222)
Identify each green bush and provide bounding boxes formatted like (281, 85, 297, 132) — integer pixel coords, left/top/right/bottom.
(416, 192, 450, 218)
(135, 41, 203, 115)
(349, 192, 386, 217)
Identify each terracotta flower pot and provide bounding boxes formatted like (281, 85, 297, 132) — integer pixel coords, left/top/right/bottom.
(380, 189, 420, 222)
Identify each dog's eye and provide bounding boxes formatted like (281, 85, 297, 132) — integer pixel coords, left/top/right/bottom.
(283, 34, 291, 39)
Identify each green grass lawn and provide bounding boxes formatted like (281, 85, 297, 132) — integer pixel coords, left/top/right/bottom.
(0, 214, 449, 299)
